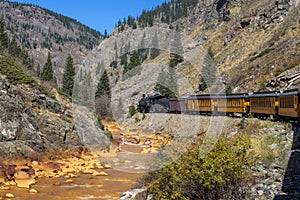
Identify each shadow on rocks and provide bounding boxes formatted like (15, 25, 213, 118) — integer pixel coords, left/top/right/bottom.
(274, 123, 300, 200)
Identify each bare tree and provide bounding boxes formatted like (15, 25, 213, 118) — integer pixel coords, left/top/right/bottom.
(95, 95, 112, 118)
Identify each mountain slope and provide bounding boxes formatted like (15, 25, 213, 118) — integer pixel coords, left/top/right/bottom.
(0, 0, 103, 84)
(75, 0, 299, 121)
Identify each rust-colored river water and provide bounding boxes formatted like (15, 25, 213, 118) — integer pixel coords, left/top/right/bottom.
(0, 169, 141, 200)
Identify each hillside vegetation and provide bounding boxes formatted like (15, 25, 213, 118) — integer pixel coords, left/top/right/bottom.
(0, 0, 103, 84)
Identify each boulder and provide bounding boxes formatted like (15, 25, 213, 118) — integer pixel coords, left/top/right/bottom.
(0, 74, 10, 91)
(46, 97, 64, 113)
(119, 188, 148, 200)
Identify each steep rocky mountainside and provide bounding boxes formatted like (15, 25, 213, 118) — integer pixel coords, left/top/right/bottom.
(0, 57, 83, 159)
(78, 0, 299, 120)
(195, 0, 300, 92)
(0, 0, 103, 84)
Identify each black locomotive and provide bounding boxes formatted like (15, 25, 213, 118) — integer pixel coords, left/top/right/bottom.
(137, 93, 170, 113)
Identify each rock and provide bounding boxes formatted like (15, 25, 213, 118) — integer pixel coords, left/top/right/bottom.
(92, 171, 108, 176)
(83, 169, 96, 174)
(29, 188, 38, 194)
(103, 129, 113, 139)
(120, 188, 148, 200)
(0, 74, 10, 91)
(15, 177, 36, 188)
(257, 190, 264, 196)
(32, 161, 39, 166)
(0, 186, 10, 190)
(5, 193, 14, 198)
(66, 173, 77, 178)
(65, 179, 74, 183)
(14, 171, 30, 180)
(46, 97, 64, 113)
(104, 164, 111, 169)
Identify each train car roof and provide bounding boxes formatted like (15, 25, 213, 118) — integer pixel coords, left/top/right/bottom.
(279, 88, 300, 96)
(188, 93, 249, 99)
(169, 98, 186, 101)
(188, 94, 214, 99)
(248, 91, 279, 97)
(214, 93, 249, 99)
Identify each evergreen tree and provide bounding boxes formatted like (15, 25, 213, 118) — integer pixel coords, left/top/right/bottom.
(154, 68, 178, 98)
(95, 69, 111, 98)
(123, 50, 141, 75)
(41, 52, 54, 82)
(0, 16, 9, 53)
(169, 31, 184, 68)
(62, 54, 75, 96)
(104, 29, 108, 38)
(8, 36, 21, 57)
(114, 41, 118, 60)
(120, 54, 128, 67)
(36, 64, 41, 77)
(201, 47, 217, 88)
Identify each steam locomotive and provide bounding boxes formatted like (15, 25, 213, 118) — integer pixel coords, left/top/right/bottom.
(137, 89, 300, 120)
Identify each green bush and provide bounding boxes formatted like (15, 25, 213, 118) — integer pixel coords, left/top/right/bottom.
(128, 104, 138, 118)
(0, 56, 36, 86)
(249, 47, 274, 62)
(140, 135, 254, 200)
(96, 114, 105, 131)
(0, 55, 50, 93)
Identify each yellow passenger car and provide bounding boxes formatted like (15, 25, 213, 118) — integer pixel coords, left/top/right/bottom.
(215, 93, 249, 115)
(278, 89, 300, 118)
(187, 94, 214, 114)
(249, 91, 279, 116)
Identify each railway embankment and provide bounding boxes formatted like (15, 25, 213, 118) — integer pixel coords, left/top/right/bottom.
(121, 113, 297, 199)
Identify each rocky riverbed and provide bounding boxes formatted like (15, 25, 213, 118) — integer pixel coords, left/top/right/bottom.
(0, 120, 172, 200)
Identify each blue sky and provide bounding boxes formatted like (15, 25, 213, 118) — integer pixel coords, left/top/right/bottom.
(11, 0, 170, 34)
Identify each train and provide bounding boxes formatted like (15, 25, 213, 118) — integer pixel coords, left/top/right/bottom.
(137, 89, 300, 120)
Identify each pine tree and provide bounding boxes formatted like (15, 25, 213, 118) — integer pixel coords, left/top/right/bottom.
(8, 36, 21, 57)
(104, 29, 108, 38)
(120, 54, 128, 67)
(201, 47, 217, 88)
(41, 52, 54, 82)
(36, 64, 41, 77)
(95, 69, 111, 98)
(62, 54, 75, 96)
(169, 31, 184, 68)
(0, 16, 9, 53)
(154, 68, 178, 98)
(123, 50, 140, 75)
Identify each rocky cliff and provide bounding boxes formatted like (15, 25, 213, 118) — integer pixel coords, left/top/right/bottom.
(0, 73, 82, 160)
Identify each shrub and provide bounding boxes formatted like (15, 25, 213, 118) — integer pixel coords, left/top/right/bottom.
(274, 66, 285, 76)
(140, 135, 254, 200)
(0, 55, 49, 94)
(96, 114, 105, 131)
(249, 47, 275, 62)
(128, 104, 138, 118)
